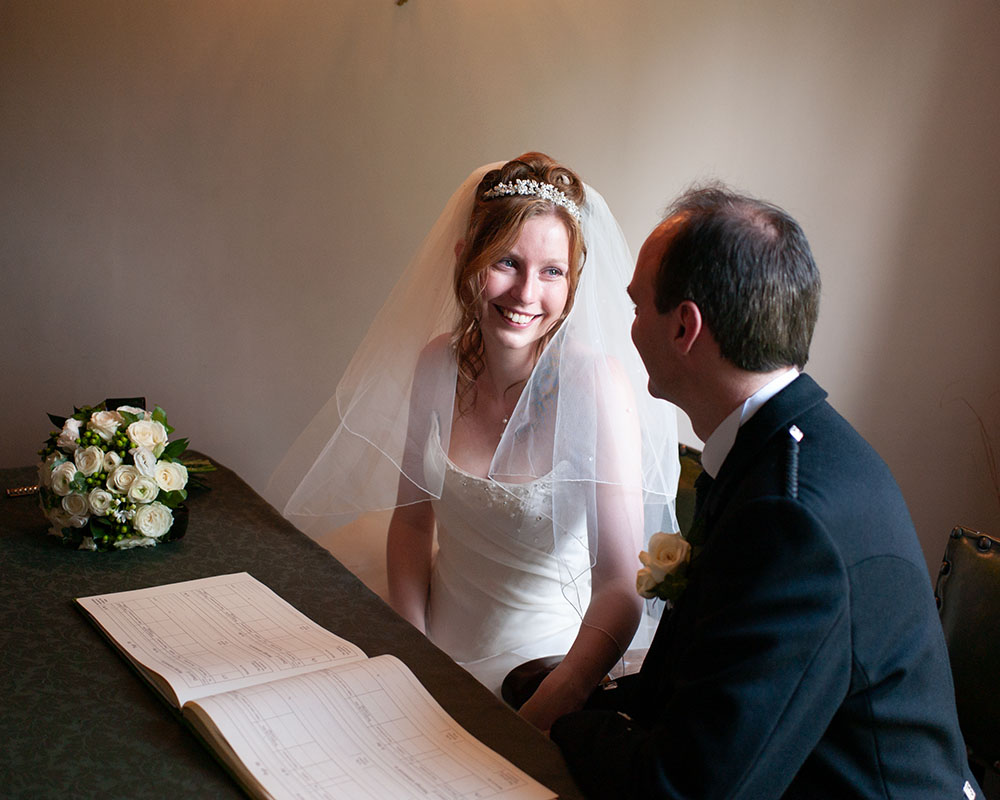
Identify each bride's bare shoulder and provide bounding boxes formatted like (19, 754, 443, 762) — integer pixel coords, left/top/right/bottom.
(415, 333, 454, 372)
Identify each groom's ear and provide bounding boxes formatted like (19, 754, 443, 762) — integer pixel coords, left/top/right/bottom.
(674, 300, 704, 355)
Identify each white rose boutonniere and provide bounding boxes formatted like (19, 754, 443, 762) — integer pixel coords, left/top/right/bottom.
(636, 531, 692, 602)
(36, 401, 208, 551)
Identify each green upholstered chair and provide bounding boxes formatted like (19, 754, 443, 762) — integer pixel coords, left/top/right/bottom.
(935, 526, 1000, 784)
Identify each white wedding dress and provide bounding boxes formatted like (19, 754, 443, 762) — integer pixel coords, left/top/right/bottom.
(422, 420, 592, 695)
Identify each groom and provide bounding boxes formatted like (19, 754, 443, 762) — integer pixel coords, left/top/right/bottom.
(550, 185, 979, 798)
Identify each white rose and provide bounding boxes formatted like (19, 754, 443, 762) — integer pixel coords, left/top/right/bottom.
(127, 420, 168, 456)
(103, 450, 122, 473)
(128, 475, 160, 504)
(37, 452, 65, 489)
(47, 505, 87, 532)
(154, 460, 188, 492)
(133, 502, 173, 538)
(116, 405, 151, 420)
(88, 488, 114, 515)
(74, 445, 105, 476)
(37, 462, 50, 489)
(638, 532, 692, 584)
(114, 536, 156, 550)
(56, 418, 83, 452)
(46, 507, 69, 533)
(131, 446, 158, 477)
(107, 464, 140, 493)
(50, 462, 79, 497)
(636, 567, 661, 599)
(61, 492, 90, 519)
(88, 410, 123, 441)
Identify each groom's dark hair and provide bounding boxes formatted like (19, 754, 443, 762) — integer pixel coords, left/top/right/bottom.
(654, 183, 820, 371)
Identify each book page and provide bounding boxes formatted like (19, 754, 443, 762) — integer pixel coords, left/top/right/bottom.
(185, 654, 556, 800)
(76, 573, 367, 707)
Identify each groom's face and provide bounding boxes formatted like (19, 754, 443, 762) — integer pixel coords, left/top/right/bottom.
(628, 220, 677, 400)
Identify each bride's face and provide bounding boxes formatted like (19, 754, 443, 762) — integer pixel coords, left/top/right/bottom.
(479, 213, 570, 357)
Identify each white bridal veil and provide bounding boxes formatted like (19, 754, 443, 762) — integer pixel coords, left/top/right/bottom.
(268, 161, 680, 620)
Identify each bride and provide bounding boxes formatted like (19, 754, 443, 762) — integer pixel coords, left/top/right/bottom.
(270, 153, 679, 730)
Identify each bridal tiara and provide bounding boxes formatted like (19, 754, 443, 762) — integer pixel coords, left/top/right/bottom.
(482, 179, 582, 222)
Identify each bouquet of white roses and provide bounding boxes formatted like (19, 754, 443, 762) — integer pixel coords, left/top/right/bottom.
(37, 402, 191, 551)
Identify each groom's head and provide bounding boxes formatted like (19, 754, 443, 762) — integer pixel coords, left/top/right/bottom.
(629, 184, 820, 402)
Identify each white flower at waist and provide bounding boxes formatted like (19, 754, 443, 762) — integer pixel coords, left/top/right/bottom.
(56, 418, 82, 452)
(127, 420, 168, 456)
(50, 461, 79, 497)
(636, 531, 691, 600)
(88, 409, 123, 441)
(133, 502, 173, 538)
(154, 460, 188, 492)
(74, 445, 105, 476)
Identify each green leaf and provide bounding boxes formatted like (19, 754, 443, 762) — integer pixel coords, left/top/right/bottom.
(182, 458, 216, 474)
(152, 405, 175, 434)
(119, 410, 140, 425)
(653, 572, 689, 603)
(47, 413, 67, 429)
(186, 474, 212, 493)
(160, 489, 188, 508)
(90, 515, 112, 533)
(161, 438, 189, 460)
(69, 473, 87, 493)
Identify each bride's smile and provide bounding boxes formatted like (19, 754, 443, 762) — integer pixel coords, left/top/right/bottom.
(496, 306, 539, 326)
(480, 213, 570, 354)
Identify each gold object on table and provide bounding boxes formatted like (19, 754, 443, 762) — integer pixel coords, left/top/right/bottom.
(5, 485, 39, 498)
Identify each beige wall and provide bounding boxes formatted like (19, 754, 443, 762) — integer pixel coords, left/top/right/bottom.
(3, 0, 998, 574)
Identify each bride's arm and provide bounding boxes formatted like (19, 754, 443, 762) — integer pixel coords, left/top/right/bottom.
(385, 334, 451, 634)
(387, 500, 435, 633)
(519, 361, 646, 731)
(518, 482, 643, 731)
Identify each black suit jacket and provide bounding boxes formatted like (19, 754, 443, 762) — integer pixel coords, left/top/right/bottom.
(551, 375, 979, 799)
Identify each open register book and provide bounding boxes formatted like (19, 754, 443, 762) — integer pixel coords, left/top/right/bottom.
(76, 572, 556, 800)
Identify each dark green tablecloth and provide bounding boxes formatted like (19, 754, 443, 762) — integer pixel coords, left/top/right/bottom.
(0, 455, 583, 799)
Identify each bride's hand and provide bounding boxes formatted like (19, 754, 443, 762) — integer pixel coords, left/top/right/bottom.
(517, 663, 593, 732)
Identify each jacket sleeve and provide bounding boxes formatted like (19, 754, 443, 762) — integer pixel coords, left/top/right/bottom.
(551, 497, 851, 799)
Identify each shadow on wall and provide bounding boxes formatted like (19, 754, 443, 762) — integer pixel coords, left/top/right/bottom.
(850, 2, 1000, 569)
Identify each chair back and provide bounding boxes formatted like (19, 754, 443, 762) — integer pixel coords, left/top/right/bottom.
(935, 525, 1000, 774)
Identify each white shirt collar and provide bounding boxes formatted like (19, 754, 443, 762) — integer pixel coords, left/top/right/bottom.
(700, 368, 799, 478)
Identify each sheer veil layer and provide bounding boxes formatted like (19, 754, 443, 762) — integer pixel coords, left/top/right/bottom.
(268, 160, 681, 619)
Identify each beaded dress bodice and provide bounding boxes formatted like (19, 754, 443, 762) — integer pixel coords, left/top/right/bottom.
(422, 422, 590, 692)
